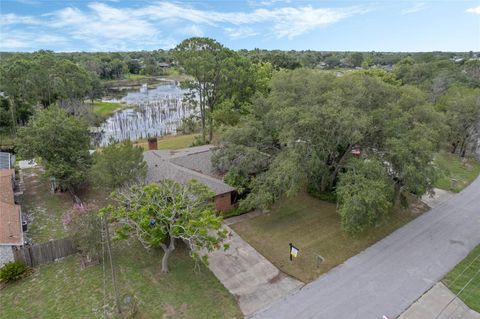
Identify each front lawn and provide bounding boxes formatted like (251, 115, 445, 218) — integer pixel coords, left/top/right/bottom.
(434, 152, 480, 192)
(133, 133, 201, 150)
(232, 192, 426, 283)
(10, 165, 242, 318)
(0, 241, 242, 318)
(443, 245, 480, 312)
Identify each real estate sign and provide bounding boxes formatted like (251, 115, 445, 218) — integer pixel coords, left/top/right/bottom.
(289, 243, 299, 261)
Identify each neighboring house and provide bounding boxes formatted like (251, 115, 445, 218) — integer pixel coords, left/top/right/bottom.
(144, 144, 236, 212)
(0, 151, 14, 170)
(0, 169, 23, 267)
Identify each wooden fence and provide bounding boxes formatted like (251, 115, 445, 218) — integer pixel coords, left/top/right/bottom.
(12, 238, 78, 267)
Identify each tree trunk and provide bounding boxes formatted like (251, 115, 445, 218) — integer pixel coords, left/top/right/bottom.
(451, 142, 458, 154)
(199, 84, 206, 141)
(209, 111, 213, 142)
(161, 249, 172, 273)
(320, 176, 327, 192)
(461, 143, 467, 158)
(329, 146, 351, 187)
(161, 238, 175, 273)
(459, 137, 467, 158)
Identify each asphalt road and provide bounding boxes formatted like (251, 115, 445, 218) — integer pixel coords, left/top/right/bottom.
(252, 176, 480, 319)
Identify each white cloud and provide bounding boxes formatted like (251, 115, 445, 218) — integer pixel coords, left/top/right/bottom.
(401, 2, 426, 15)
(178, 25, 204, 37)
(50, 3, 157, 40)
(46, 3, 162, 50)
(247, 0, 292, 7)
(0, 1, 367, 51)
(13, 0, 41, 5)
(136, 2, 364, 39)
(0, 28, 69, 50)
(224, 27, 259, 39)
(466, 6, 480, 14)
(269, 7, 363, 39)
(0, 13, 41, 25)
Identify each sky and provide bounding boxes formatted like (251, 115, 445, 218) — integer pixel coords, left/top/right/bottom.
(0, 0, 479, 52)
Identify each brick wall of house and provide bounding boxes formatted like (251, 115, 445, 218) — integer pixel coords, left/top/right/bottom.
(0, 245, 14, 267)
(214, 192, 232, 212)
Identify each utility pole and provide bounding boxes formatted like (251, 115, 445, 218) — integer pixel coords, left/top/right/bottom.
(8, 96, 16, 137)
(104, 216, 121, 315)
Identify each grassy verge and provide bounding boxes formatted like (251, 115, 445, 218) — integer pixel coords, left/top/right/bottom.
(443, 245, 480, 312)
(0, 242, 242, 318)
(133, 134, 201, 151)
(91, 101, 131, 123)
(232, 192, 426, 283)
(125, 73, 148, 80)
(434, 152, 480, 192)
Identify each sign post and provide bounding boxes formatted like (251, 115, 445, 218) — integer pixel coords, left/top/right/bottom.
(289, 243, 299, 261)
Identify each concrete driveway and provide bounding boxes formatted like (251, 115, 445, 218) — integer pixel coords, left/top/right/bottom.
(207, 224, 303, 317)
(253, 176, 480, 319)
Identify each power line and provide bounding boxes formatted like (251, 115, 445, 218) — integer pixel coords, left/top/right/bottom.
(104, 216, 122, 315)
(101, 220, 108, 319)
(434, 266, 480, 319)
(445, 251, 480, 288)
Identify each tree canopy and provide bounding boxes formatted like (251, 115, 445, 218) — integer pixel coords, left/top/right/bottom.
(213, 68, 445, 233)
(101, 180, 228, 273)
(337, 158, 393, 235)
(16, 106, 91, 191)
(91, 140, 147, 190)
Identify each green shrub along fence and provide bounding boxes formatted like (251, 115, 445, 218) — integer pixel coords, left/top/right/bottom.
(12, 238, 78, 267)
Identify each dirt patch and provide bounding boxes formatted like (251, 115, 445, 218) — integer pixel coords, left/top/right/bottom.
(162, 303, 188, 318)
(268, 272, 287, 284)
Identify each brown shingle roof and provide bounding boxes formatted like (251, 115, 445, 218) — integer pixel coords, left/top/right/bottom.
(0, 169, 23, 245)
(144, 146, 235, 196)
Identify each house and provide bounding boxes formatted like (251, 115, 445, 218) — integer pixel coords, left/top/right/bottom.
(0, 169, 23, 267)
(0, 151, 14, 170)
(144, 144, 236, 212)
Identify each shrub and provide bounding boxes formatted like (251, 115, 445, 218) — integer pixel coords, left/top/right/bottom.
(190, 136, 208, 147)
(0, 261, 29, 283)
(64, 205, 102, 263)
(308, 188, 337, 203)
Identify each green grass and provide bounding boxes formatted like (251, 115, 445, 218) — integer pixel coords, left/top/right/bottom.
(9, 166, 240, 317)
(133, 134, 201, 151)
(0, 131, 15, 149)
(125, 73, 148, 79)
(232, 192, 426, 283)
(9, 166, 241, 318)
(0, 242, 242, 319)
(20, 168, 70, 242)
(20, 167, 109, 243)
(443, 245, 480, 312)
(92, 101, 130, 119)
(434, 152, 480, 192)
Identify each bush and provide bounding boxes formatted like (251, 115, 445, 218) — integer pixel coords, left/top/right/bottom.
(221, 207, 247, 219)
(0, 261, 29, 283)
(308, 189, 337, 203)
(190, 136, 208, 147)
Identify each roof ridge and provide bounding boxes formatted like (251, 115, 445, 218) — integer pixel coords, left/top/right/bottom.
(168, 160, 232, 188)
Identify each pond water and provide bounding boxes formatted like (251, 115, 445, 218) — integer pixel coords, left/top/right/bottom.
(94, 81, 195, 146)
